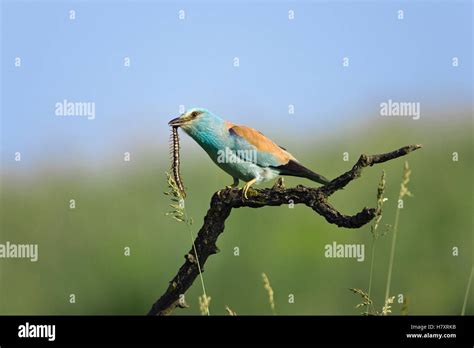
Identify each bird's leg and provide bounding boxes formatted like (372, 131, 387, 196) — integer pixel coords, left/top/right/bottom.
(218, 178, 240, 198)
(242, 178, 258, 199)
(226, 177, 239, 189)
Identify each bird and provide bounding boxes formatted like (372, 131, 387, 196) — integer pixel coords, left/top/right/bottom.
(168, 108, 331, 199)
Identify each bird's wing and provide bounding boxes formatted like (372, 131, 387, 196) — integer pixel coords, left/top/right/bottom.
(227, 124, 295, 167)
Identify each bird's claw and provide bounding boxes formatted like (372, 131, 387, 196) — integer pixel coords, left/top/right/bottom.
(241, 178, 257, 200)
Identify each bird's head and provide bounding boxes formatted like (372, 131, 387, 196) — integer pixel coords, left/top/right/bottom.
(168, 108, 223, 137)
(168, 107, 209, 128)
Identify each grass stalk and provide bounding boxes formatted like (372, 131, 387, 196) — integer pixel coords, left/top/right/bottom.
(461, 265, 473, 315)
(384, 161, 412, 303)
(165, 172, 210, 315)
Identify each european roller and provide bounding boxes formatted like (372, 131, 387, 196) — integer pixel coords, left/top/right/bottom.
(168, 108, 331, 198)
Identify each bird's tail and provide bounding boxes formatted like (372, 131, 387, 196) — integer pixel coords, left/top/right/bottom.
(272, 160, 331, 185)
(303, 168, 331, 185)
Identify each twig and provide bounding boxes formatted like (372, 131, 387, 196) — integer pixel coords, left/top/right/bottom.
(147, 144, 422, 315)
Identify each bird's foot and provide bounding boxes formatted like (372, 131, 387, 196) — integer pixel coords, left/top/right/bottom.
(218, 178, 240, 198)
(241, 178, 257, 200)
(241, 186, 249, 200)
(225, 178, 239, 189)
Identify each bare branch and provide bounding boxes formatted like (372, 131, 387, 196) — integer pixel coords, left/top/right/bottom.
(147, 144, 422, 315)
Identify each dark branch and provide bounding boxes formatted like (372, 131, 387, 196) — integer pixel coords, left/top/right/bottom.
(147, 144, 422, 315)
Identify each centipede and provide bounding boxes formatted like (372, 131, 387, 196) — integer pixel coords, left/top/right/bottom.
(170, 126, 186, 198)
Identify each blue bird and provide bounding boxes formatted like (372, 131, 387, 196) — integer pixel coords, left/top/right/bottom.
(168, 108, 330, 198)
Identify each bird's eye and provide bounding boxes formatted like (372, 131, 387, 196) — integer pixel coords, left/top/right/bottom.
(191, 111, 200, 118)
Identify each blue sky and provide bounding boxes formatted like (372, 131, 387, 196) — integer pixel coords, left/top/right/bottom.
(1, 0, 472, 168)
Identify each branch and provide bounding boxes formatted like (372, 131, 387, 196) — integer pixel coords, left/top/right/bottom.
(147, 144, 422, 315)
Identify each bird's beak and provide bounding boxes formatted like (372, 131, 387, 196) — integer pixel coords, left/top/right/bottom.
(168, 116, 187, 127)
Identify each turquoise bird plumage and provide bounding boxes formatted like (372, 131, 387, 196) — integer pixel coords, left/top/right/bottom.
(169, 108, 331, 198)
